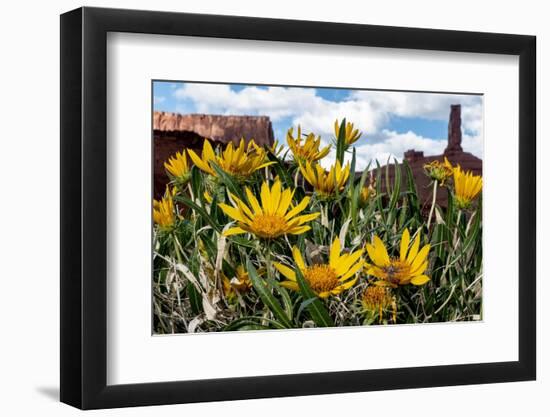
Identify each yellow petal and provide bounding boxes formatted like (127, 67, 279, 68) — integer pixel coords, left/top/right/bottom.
(202, 140, 216, 162)
(333, 275, 358, 293)
(232, 195, 254, 221)
(260, 181, 271, 213)
(410, 260, 428, 277)
(367, 266, 387, 279)
(284, 196, 310, 220)
(317, 146, 330, 160)
(338, 259, 364, 281)
(373, 280, 394, 287)
(256, 161, 276, 170)
(280, 281, 299, 292)
(329, 238, 341, 268)
(187, 148, 214, 175)
(299, 163, 315, 186)
(270, 181, 282, 214)
(373, 236, 390, 266)
(288, 225, 311, 235)
(245, 187, 263, 215)
(222, 227, 247, 236)
(218, 203, 247, 223)
(365, 243, 378, 265)
(333, 248, 362, 275)
(410, 244, 430, 272)
(276, 189, 294, 216)
(292, 246, 306, 270)
(273, 262, 297, 281)
(293, 212, 320, 225)
(410, 275, 430, 285)
(400, 228, 410, 261)
(407, 233, 421, 264)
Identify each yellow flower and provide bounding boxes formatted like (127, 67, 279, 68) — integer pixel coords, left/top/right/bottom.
(286, 126, 330, 164)
(334, 119, 362, 146)
(363, 286, 392, 311)
(359, 184, 376, 206)
(299, 161, 350, 198)
(153, 187, 177, 231)
(423, 157, 453, 186)
(218, 180, 320, 239)
(274, 238, 363, 298)
(365, 229, 431, 287)
(222, 265, 259, 299)
(362, 286, 396, 323)
(452, 164, 482, 209)
(164, 150, 191, 183)
(187, 138, 274, 180)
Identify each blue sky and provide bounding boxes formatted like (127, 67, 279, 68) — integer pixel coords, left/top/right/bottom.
(153, 81, 483, 169)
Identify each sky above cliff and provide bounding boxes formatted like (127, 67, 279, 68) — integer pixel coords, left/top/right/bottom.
(153, 80, 483, 170)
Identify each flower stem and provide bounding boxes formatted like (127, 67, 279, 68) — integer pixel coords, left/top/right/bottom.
(265, 241, 273, 280)
(172, 233, 184, 265)
(187, 183, 194, 202)
(426, 180, 438, 232)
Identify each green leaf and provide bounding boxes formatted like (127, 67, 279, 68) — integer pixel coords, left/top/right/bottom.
(190, 165, 203, 198)
(175, 194, 222, 233)
(297, 297, 318, 320)
(223, 316, 287, 331)
(238, 325, 272, 331)
(349, 147, 357, 189)
(295, 268, 334, 327)
(246, 260, 292, 328)
(187, 282, 202, 315)
(268, 153, 294, 189)
(403, 159, 421, 221)
(375, 161, 386, 223)
(336, 118, 347, 165)
(386, 158, 402, 228)
(266, 277, 294, 321)
(211, 162, 246, 201)
(388, 158, 401, 212)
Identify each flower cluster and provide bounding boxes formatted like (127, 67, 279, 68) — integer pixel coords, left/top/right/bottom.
(153, 119, 483, 333)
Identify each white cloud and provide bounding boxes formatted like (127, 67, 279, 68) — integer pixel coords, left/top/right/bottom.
(173, 84, 321, 122)
(462, 133, 483, 158)
(172, 83, 483, 162)
(153, 96, 165, 104)
(292, 99, 384, 138)
(321, 129, 447, 171)
(350, 90, 481, 120)
(349, 91, 484, 138)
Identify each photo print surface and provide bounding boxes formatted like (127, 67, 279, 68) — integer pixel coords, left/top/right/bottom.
(152, 80, 483, 334)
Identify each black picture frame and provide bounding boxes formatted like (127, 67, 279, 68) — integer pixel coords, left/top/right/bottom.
(60, 6, 536, 410)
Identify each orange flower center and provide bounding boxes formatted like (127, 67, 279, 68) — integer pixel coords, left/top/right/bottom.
(382, 259, 412, 285)
(363, 286, 392, 310)
(251, 214, 288, 238)
(304, 264, 339, 293)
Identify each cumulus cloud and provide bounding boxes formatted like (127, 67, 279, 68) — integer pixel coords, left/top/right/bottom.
(320, 129, 448, 171)
(462, 134, 483, 158)
(153, 96, 165, 104)
(173, 84, 321, 122)
(171, 83, 483, 162)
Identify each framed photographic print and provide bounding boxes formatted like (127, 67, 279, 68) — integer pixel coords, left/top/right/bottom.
(60, 6, 536, 410)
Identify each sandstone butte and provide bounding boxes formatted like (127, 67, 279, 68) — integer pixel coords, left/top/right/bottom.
(153, 112, 274, 199)
(378, 104, 482, 211)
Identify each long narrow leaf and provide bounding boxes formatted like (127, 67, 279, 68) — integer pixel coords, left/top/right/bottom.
(246, 260, 292, 328)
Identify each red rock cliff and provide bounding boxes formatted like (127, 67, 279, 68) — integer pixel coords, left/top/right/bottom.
(153, 112, 274, 198)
